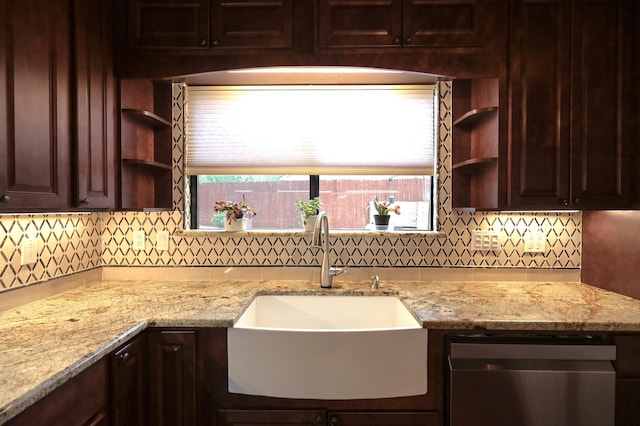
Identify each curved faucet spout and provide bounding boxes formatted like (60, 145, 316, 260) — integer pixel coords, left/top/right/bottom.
(312, 212, 345, 288)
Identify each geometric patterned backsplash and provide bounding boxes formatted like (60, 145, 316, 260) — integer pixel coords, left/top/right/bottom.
(0, 82, 581, 291)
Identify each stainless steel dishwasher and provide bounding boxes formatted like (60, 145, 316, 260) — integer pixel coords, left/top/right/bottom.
(447, 335, 616, 426)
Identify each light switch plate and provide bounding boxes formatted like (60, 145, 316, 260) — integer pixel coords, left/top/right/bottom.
(472, 231, 501, 251)
(524, 231, 546, 253)
(20, 238, 38, 265)
(157, 230, 169, 251)
(132, 230, 145, 251)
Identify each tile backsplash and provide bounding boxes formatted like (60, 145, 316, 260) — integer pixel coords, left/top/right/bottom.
(0, 82, 581, 292)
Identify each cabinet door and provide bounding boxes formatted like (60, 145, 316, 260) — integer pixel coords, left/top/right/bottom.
(328, 411, 440, 425)
(569, 0, 634, 208)
(508, 0, 572, 208)
(111, 335, 147, 426)
(404, 0, 494, 48)
(211, 0, 293, 49)
(148, 330, 197, 426)
(217, 409, 325, 425)
(73, 0, 117, 209)
(0, 0, 71, 210)
(7, 358, 109, 426)
(317, 0, 403, 48)
(128, 0, 210, 48)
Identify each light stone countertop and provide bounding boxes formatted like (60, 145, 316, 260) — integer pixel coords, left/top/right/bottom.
(1, 279, 640, 424)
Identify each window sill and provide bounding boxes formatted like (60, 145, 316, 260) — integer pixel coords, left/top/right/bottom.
(177, 229, 446, 239)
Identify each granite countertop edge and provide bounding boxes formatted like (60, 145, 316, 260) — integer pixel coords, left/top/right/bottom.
(1, 278, 640, 424)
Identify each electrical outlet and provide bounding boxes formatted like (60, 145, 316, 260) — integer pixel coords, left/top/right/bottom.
(524, 231, 546, 253)
(157, 231, 169, 251)
(472, 231, 501, 251)
(132, 230, 145, 251)
(20, 238, 38, 265)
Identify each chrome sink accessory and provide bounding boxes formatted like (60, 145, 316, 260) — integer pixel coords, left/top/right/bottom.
(311, 211, 345, 288)
(370, 275, 380, 289)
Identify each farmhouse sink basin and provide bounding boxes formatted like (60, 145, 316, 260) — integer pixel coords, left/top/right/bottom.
(227, 295, 428, 400)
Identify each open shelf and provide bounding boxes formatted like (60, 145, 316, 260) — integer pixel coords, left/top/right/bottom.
(451, 78, 500, 210)
(120, 80, 172, 210)
(122, 108, 171, 128)
(452, 157, 498, 172)
(453, 106, 498, 128)
(122, 158, 172, 171)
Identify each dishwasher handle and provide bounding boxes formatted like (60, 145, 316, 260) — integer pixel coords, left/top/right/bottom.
(449, 342, 616, 361)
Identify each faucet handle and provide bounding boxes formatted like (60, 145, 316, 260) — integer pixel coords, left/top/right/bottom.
(329, 266, 346, 277)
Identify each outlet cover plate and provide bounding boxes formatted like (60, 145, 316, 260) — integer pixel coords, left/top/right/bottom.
(524, 231, 546, 253)
(132, 230, 145, 251)
(20, 238, 38, 265)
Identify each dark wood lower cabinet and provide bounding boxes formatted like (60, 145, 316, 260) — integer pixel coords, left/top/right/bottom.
(111, 334, 147, 426)
(217, 409, 440, 425)
(7, 358, 108, 426)
(614, 334, 640, 426)
(147, 329, 197, 426)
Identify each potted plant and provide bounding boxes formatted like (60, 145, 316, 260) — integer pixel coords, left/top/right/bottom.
(214, 200, 256, 231)
(295, 197, 321, 232)
(371, 195, 400, 230)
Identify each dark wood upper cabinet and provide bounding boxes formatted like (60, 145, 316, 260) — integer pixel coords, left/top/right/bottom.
(73, 0, 117, 209)
(317, 0, 503, 49)
(128, 0, 210, 48)
(509, 0, 635, 209)
(0, 0, 72, 210)
(128, 0, 292, 49)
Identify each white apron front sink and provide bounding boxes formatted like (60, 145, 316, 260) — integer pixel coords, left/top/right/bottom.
(227, 295, 428, 400)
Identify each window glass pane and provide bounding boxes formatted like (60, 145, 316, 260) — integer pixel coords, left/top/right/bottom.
(195, 175, 433, 231)
(196, 175, 309, 230)
(320, 176, 432, 231)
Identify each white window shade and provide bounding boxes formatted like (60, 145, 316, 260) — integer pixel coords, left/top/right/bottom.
(186, 85, 435, 175)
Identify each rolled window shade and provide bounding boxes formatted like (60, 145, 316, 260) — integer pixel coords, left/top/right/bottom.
(186, 85, 435, 175)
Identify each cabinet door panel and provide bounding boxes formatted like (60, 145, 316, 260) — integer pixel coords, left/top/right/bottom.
(217, 409, 325, 425)
(111, 335, 147, 426)
(570, 0, 633, 208)
(509, 0, 571, 208)
(7, 358, 108, 426)
(148, 330, 197, 426)
(211, 0, 293, 48)
(317, 0, 403, 48)
(74, 0, 117, 209)
(128, 0, 210, 48)
(329, 411, 440, 425)
(0, 0, 71, 210)
(405, 0, 487, 47)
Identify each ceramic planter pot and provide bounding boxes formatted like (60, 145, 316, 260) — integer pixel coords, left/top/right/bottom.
(225, 218, 247, 232)
(303, 214, 318, 232)
(373, 214, 391, 230)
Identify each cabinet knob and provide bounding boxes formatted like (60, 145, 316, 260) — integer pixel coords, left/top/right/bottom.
(330, 416, 339, 426)
(0, 195, 9, 204)
(79, 198, 90, 206)
(199, 39, 207, 46)
(392, 36, 401, 45)
(211, 39, 219, 46)
(574, 197, 581, 204)
(404, 36, 413, 44)
(560, 198, 569, 206)
(315, 414, 324, 425)
(119, 352, 130, 362)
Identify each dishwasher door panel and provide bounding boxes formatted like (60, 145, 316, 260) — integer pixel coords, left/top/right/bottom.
(448, 345, 616, 426)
